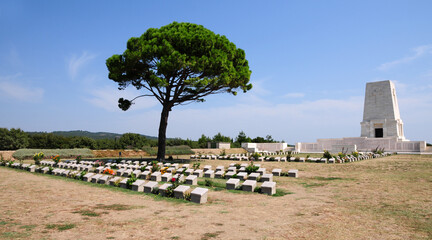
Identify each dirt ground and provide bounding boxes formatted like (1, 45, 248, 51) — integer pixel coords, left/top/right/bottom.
(0, 151, 15, 161)
(92, 150, 150, 158)
(1, 155, 431, 240)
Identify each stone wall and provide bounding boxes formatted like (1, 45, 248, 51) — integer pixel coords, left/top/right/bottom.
(242, 143, 288, 153)
(296, 137, 426, 153)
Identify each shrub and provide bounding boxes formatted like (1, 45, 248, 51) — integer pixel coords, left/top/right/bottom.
(151, 187, 159, 194)
(245, 161, 259, 174)
(234, 163, 241, 169)
(338, 152, 346, 158)
(0, 155, 5, 166)
(251, 153, 261, 160)
(114, 178, 122, 187)
(78, 171, 87, 180)
(13, 149, 93, 160)
(372, 147, 385, 154)
(205, 179, 214, 187)
(192, 163, 200, 170)
(323, 150, 332, 160)
(184, 191, 191, 201)
(286, 151, 292, 159)
(126, 173, 137, 189)
(75, 155, 82, 163)
(220, 149, 226, 156)
(352, 151, 359, 158)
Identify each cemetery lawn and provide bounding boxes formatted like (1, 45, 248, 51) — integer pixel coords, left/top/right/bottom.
(1, 155, 431, 239)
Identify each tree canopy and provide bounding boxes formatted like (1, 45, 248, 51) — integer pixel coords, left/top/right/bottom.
(106, 22, 252, 160)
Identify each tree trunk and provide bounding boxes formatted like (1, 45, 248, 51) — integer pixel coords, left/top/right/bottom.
(156, 105, 170, 161)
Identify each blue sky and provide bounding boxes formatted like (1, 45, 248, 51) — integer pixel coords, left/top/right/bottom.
(1, 0, 431, 143)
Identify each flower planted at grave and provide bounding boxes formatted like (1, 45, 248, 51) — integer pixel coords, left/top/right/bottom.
(103, 169, 115, 175)
(160, 167, 168, 175)
(76, 155, 82, 163)
(151, 161, 160, 173)
(51, 155, 60, 165)
(94, 160, 103, 168)
(33, 152, 44, 165)
(165, 177, 180, 198)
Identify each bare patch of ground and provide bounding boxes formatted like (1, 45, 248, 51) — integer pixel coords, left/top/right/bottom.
(0, 155, 431, 239)
(0, 151, 15, 161)
(92, 149, 150, 158)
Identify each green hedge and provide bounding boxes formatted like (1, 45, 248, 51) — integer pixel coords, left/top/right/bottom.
(142, 145, 194, 156)
(12, 148, 94, 160)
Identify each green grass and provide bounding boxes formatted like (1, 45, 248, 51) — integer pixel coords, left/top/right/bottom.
(1, 231, 31, 239)
(299, 182, 327, 188)
(272, 189, 294, 197)
(13, 148, 93, 160)
(314, 177, 343, 181)
(197, 179, 226, 189)
(95, 204, 143, 211)
(19, 224, 37, 231)
(73, 210, 101, 217)
(45, 223, 76, 231)
(201, 231, 224, 240)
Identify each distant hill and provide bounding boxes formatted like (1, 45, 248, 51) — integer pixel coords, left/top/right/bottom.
(26, 130, 158, 140)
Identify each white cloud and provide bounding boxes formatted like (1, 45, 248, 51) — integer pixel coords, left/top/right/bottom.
(0, 74, 44, 102)
(283, 92, 305, 98)
(249, 78, 271, 96)
(378, 44, 432, 71)
(86, 85, 159, 112)
(67, 51, 96, 79)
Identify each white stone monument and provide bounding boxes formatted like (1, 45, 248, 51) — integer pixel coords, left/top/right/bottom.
(296, 80, 426, 153)
(360, 80, 405, 140)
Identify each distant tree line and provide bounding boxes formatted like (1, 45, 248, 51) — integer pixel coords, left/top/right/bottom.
(0, 128, 282, 150)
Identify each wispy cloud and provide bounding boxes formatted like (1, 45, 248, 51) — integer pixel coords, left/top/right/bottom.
(378, 44, 432, 71)
(249, 78, 271, 96)
(67, 51, 96, 79)
(283, 92, 305, 98)
(0, 74, 44, 102)
(86, 85, 159, 111)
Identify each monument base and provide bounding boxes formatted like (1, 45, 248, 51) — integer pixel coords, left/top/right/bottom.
(296, 137, 426, 153)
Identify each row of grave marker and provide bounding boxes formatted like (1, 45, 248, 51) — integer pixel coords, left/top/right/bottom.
(2, 161, 299, 202)
(191, 152, 391, 163)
